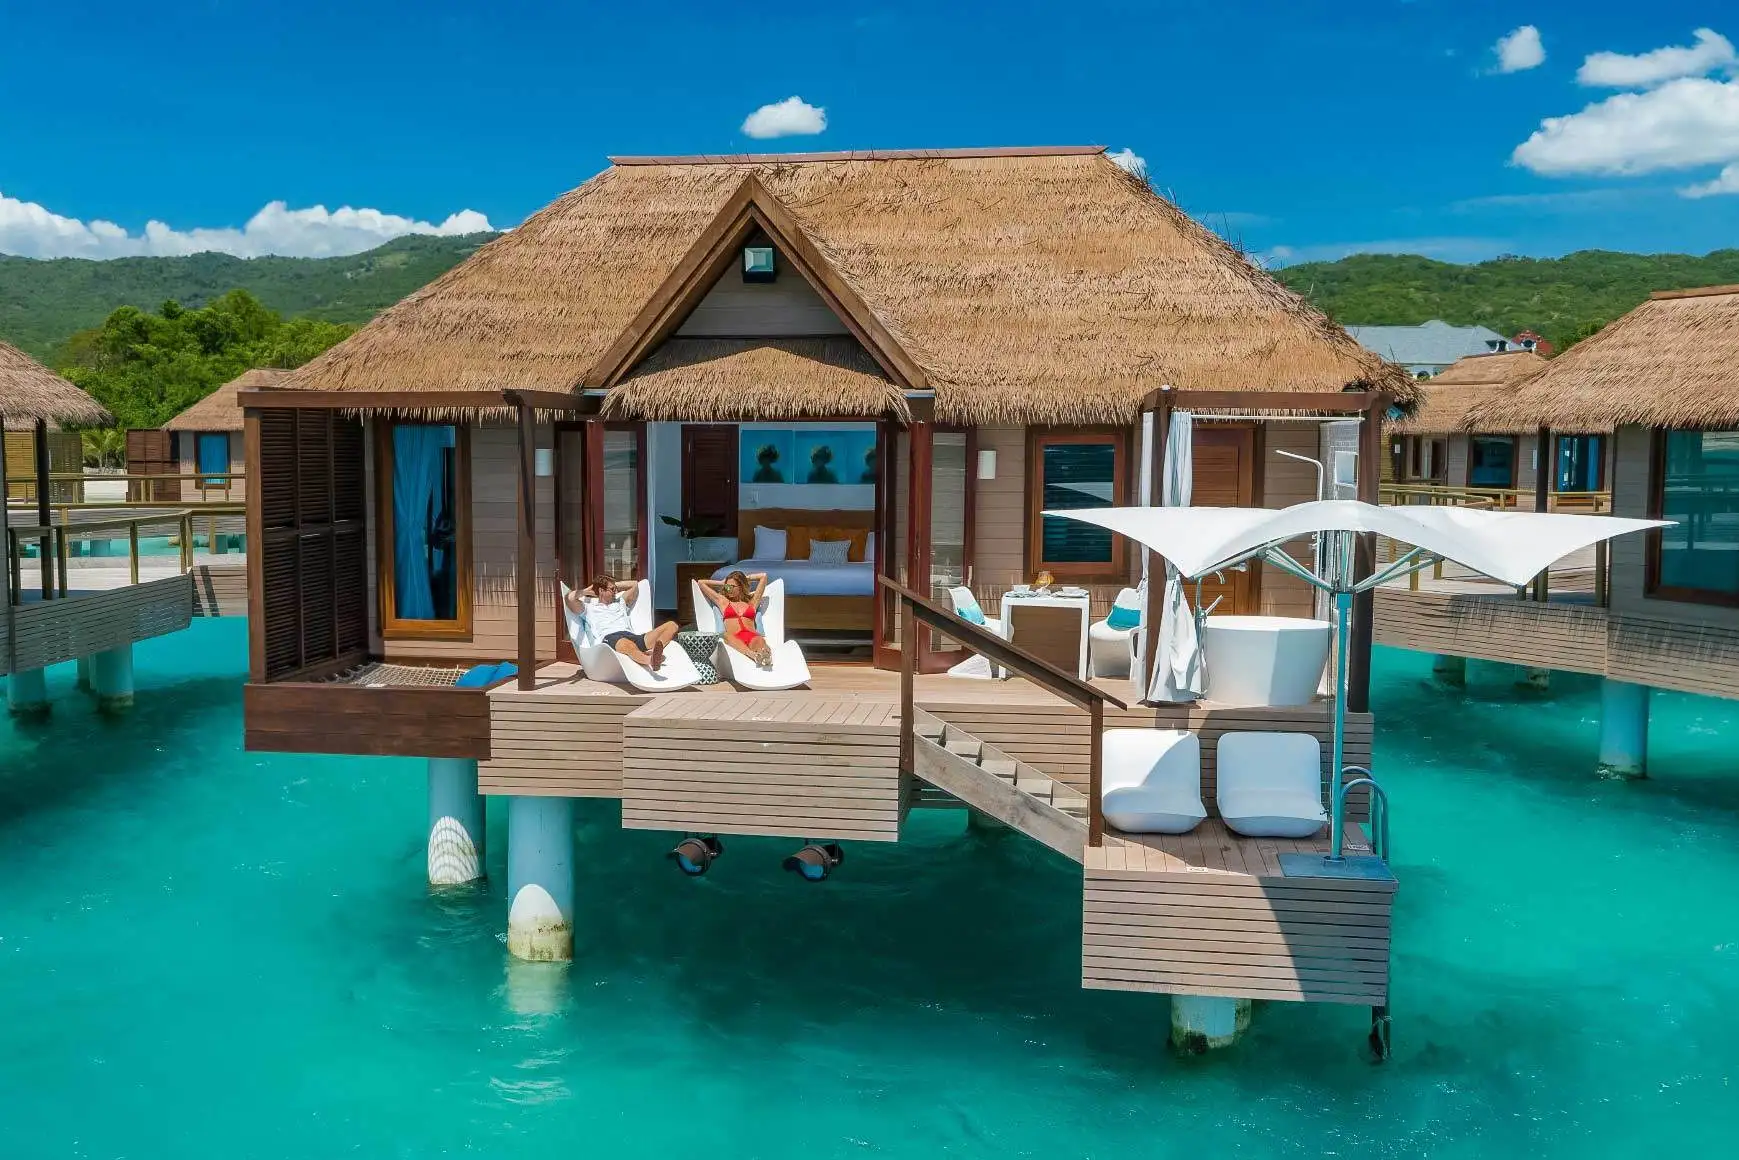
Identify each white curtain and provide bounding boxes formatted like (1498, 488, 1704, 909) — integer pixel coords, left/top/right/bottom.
(1147, 411, 1205, 702)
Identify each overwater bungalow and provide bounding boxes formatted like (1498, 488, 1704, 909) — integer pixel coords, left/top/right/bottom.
(158, 367, 285, 503)
(237, 146, 1422, 1053)
(1375, 285, 1739, 775)
(1386, 350, 1555, 497)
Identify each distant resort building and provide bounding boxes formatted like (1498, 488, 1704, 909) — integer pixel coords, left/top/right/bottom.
(1347, 320, 1551, 377)
(157, 368, 288, 503)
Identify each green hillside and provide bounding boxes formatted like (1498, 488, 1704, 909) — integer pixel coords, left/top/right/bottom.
(0, 233, 496, 359)
(1274, 250, 1739, 350)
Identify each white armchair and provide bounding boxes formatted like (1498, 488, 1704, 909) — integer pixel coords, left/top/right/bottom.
(1215, 731, 1329, 839)
(1088, 586, 1142, 679)
(561, 580, 701, 691)
(692, 578, 811, 690)
(1099, 729, 1206, 834)
(944, 585, 1004, 679)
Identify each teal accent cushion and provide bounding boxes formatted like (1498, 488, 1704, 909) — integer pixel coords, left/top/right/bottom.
(1106, 605, 1141, 631)
(959, 605, 987, 626)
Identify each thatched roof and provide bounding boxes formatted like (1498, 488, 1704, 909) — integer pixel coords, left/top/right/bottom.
(279, 147, 1415, 424)
(607, 338, 907, 421)
(164, 368, 291, 432)
(0, 341, 110, 430)
(1390, 351, 1547, 434)
(1465, 286, 1739, 434)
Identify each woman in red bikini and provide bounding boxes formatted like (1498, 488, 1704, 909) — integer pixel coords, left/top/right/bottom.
(697, 569, 773, 668)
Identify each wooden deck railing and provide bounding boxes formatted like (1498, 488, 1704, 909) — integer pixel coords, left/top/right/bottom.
(5, 471, 247, 504)
(878, 576, 1128, 846)
(5, 508, 215, 603)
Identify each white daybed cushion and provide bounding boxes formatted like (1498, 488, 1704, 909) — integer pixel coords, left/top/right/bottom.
(1215, 731, 1329, 839)
(1099, 729, 1206, 835)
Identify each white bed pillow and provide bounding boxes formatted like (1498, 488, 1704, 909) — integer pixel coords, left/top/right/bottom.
(809, 539, 851, 565)
(752, 526, 789, 560)
(864, 532, 876, 560)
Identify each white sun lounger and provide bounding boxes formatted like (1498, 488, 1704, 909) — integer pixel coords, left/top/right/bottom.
(561, 579, 701, 692)
(692, 577, 811, 691)
(1099, 728, 1206, 834)
(1215, 731, 1329, 839)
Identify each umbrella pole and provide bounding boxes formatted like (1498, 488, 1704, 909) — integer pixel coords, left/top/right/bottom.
(1329, 587, 1351, 861)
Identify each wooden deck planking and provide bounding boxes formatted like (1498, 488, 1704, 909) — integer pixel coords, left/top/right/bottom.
(4, 575, 193, 674)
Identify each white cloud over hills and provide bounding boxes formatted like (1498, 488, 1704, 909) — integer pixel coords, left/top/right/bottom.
(0, 193, 495, 260)
(1513, 28, 1739, 198)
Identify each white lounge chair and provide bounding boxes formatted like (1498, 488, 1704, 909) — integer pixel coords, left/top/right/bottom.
(691, 577, 811, 691)
(1214, 731, 1329, 839)
(944, 585, 1005, 679)
(1088, 586, 1142, 679)
(561, 580, 702, 692)
(1099, 728, 1206, 834)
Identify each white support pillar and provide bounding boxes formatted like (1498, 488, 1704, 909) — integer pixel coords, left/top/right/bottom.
(1170, 995, 1252, 1054)
(6, 667, 49, 718)
(1517, 666, 1550, 692)
(1598, 679, 1650, 779)
(1431, 654, 1466, 687)
(89, 645, 134, 712)
(508, 795, 574, 962)
(427, 758, 485, 885)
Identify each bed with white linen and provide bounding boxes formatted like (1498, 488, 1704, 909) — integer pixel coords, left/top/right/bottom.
(709, 559, 875, 597)
(717, 509, 878, 633)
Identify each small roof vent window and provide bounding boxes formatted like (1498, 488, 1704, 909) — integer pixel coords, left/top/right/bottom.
(742, 245, 777, 283)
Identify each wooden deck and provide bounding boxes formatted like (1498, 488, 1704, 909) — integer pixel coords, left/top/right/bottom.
(1, 574, 193, 675)
(1083, 821, 1393, 1004)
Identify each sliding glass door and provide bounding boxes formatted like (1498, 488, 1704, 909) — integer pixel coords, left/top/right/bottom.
(554, 421, 647, 662)
(873, 422, 976, 672)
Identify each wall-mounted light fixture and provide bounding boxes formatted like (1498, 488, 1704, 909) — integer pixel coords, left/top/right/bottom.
(976, 449, 997, 481)
(534, 448, 555, 478)
(742, 245, 777, 283)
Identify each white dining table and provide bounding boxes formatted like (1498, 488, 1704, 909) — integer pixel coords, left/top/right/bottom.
(998, 591, 1093, 679)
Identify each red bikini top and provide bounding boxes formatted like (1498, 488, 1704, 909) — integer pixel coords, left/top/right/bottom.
(724, 602, 757, 620)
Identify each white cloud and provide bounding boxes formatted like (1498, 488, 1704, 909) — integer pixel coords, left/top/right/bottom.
(0, 192, 495, 260)
(1493, 26, 1546, 74)
(1682, 163, 1739, 198)
(1511, 76, 1739, 178)
(1107, 148, 1147, 179)
(1578, 28, 1736, 89)
(740, 96, 826, 139)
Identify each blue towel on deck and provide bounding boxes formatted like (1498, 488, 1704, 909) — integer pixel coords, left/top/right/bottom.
(455, 661, 517, 689)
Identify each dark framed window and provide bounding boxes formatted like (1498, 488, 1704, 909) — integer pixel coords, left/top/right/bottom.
(1554, 434, 1604, 492)
(1469, 435, 1517, 489)
(1025, 429, 1130, 580)
(1648, 429, 1739, 605)
(376, 422, 471, 639)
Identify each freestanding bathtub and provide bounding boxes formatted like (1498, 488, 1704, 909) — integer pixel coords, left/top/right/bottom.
(1200, 615, 1332, 707)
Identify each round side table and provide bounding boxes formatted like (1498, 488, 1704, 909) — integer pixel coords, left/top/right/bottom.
(675, 630, 722, 684)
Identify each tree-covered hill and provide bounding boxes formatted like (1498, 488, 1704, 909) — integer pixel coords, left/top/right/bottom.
(0, 233, 496, 359)
(1274, 250, 1739, 350)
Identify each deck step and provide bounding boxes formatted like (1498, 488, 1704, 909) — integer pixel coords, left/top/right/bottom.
(910, 709, 1086, 864)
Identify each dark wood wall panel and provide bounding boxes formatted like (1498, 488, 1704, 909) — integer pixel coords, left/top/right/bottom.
(244, 683, 491, 758)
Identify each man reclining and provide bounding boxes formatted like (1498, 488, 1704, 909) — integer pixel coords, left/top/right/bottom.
(564, 573, 679, 670)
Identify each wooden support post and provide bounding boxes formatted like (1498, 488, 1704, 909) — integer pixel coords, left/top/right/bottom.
(1140, 388, 1173, 699)
(1594, 539, 1609, 607)
(1088, 698, 1105, 847)
(899, 596, 915, 775)
(907, 421, 934, 669)
(1533, 425, 1551, 602)
(515, 400, 538, 691)
(33, 419, 51, 600)
(128, 523, 140, 586)
(1347, 397, 1384, 714)
(55, 528, 68, 597)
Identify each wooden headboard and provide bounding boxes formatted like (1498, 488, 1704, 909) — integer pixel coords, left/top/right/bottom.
(738, 508, 876, 559)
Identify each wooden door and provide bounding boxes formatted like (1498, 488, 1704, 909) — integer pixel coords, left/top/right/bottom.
(1190, 426, 1259, 615)
(681, 424, 738, 538)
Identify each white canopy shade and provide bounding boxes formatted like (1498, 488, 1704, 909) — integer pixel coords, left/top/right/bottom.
(1043, 500, 1668, 589)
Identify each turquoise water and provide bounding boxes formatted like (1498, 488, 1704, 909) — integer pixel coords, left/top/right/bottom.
(3, 622, 1737, 1158)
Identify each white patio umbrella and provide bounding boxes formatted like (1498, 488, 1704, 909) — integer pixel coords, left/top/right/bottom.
(1044, 500, 1668, 857)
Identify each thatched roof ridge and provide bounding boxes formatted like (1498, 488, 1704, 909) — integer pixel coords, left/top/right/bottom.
(1391, 351, 1547, 434)
(603, 338, 908, 421)
(281, 149, 1416, 424)
(164, 368, 291, 432)
(1465, 286, 1739, 433)
(0, 341, 110, 430)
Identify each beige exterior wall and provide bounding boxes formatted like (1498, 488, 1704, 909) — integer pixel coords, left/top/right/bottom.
(1259, 423, 1322, 618)
(675, 259, 848, 337)
(177, 431, 248, 502)
(369, 420, 560, 664)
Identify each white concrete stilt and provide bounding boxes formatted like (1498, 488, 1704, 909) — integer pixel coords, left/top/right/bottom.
(1170, 995, 1252, 1054)
(1598, 679, 1650, 779)
(1431, 654, 1466, 687)
(89, 645, 134, 712)
(508, 795, 574, 962)
(75, 656, 90, 692)
(427, 758, 486, 885)
(1517, 666, 1550, 692)
(6, 667, 49, 718)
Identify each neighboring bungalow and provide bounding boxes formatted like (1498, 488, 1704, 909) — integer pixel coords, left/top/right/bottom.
(235, 147, 1416, 1049)
(159, 367, 287, 502)
(1346, 320, 1518, 377)
(2, 341, 104, 506)
(1384, 350, 1596, 501)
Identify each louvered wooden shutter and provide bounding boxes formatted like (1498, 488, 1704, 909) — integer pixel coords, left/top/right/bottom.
(256, 409, 368, 680)
(681, 424, 739, 536)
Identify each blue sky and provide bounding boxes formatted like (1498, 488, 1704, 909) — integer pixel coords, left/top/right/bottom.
(1, 0, 1736, 265)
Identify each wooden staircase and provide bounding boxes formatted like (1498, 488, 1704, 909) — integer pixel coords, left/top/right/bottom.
(912, 708, 1088, 863)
